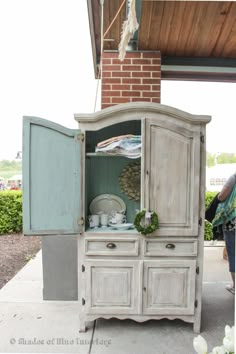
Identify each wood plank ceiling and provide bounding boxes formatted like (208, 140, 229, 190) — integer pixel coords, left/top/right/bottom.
(88, 0, 236, 80)
(138, 1, 236, 58)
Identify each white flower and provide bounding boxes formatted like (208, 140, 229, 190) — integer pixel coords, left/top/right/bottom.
(225, 325, 232, 337)
(193, 335, 208, 354)
(210, 346, 226, 354)
(193, 325, 235, 354)
(223, 325, 234, 353)
(223, 338, 234, 353)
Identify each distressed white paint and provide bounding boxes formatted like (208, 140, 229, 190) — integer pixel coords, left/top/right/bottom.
(77, 103, 210, 333)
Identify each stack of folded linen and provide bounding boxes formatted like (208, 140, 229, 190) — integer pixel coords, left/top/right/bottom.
(96, 135, 141, 158)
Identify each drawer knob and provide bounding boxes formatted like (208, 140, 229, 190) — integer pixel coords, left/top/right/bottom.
(166, 243, 175, 249)
(106, 242, 116, 249)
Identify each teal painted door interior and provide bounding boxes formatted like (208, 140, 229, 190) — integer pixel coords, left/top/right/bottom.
(23, 117, 82, 235)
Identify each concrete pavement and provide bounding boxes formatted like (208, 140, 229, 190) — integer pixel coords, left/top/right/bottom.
(0, 245, 234, 354)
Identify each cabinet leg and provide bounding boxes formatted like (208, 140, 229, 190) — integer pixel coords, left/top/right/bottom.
(193, 320, 201, 334)
(79, 318, 87, 333)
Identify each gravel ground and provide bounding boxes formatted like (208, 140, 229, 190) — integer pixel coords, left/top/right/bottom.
(0, 233, 41, 289)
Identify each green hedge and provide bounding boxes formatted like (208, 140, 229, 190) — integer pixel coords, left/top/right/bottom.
(0, 190, 218, 239)
(0, 191, 22, 234)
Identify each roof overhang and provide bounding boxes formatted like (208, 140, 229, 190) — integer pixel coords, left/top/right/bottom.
(87, 0, 236, 82)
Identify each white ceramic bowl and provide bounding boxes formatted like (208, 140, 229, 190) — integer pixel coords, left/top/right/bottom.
(109, 223, 134, 231)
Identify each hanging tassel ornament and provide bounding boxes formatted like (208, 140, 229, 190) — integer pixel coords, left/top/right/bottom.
(118, 0, 139, 61)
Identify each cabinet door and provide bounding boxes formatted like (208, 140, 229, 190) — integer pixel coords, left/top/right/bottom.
(143, 260, 196, 315)
(144, 119, 200, 236)
(85, 260, 141, 314)
(23, 117, 82, 235)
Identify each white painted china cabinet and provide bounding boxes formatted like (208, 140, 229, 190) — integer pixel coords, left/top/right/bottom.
(23, 102, 211, 333)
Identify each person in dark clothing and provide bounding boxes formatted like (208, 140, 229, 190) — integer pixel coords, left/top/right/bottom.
(205, 194, 223, 240)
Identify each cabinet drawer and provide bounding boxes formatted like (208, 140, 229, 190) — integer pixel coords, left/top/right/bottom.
(85, 238, 139, 256)
(144, 239, 197, 257)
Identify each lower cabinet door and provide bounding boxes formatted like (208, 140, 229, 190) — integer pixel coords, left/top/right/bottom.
(143, 260, 196, 315)
(85, 260, 141, 315)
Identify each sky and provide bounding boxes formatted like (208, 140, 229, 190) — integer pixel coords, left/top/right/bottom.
(0, 0, 235, 160)
(161, 81, 236, 154)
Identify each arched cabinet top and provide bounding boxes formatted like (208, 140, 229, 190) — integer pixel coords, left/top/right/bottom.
(74, 102, 211, 131)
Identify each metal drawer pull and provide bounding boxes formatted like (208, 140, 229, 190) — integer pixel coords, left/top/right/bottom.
(106, 242, 116, 249)
(166, 243, 175, 249)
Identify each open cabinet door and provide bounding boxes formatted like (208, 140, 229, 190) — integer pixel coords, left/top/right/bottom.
(23, 117, 82, 235)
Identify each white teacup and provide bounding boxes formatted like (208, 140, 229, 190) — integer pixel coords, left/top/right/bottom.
(115, 212, 126, 224)
(89, 214, 100, 228)
(100, 214, 109, 227)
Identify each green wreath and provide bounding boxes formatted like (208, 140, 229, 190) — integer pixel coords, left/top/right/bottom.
(134, 210, 159, 235)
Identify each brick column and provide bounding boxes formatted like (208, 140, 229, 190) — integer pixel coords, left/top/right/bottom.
(101, 51, 161, 109)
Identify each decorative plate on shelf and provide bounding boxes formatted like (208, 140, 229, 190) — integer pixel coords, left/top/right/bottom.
(119, 161, 141, 201)
(89, 194, 126, 215)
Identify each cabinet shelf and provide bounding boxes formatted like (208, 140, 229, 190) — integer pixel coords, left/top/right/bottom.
(86, 153, 120, 157)
(85, 227, 137, 233)
(86, 153, 141, 158)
